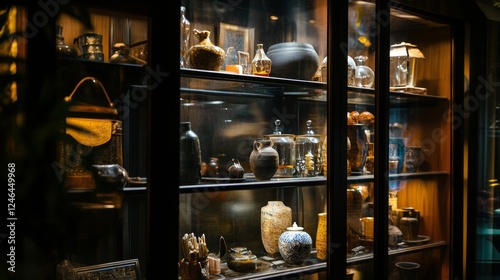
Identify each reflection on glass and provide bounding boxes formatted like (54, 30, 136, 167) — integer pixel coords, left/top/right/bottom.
(347, 55, 357, 86)
(180, 6, 190, 68)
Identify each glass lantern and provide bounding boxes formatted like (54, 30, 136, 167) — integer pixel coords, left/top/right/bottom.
(389, 42, 425, 89)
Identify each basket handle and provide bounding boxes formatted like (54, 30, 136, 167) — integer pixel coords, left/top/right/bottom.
(64, 77, 113, 107)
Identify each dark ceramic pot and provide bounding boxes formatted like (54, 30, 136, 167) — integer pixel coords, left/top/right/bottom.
(249, 139, 279, 181)
(266, 42, 319, 80)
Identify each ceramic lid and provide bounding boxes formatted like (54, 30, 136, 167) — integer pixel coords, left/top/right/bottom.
(287, 222, 304, 231)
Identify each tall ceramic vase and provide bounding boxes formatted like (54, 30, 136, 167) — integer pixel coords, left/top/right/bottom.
(347, 124, 369, 175)
(316, 213, 327, 260)
(179, 122, 202, 185)
(261, 201, 292, 256)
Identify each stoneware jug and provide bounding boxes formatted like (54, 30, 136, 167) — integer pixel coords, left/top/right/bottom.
(250, 139, 279, 181)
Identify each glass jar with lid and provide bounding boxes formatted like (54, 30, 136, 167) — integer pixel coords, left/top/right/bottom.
(264, 119, 296, 177)
(295, 120, 323, 176)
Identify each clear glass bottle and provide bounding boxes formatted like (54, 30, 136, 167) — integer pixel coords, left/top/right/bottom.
(354, 55, 375, 88)
(180, 6, 190, 68)
(252, 44, 272, 76)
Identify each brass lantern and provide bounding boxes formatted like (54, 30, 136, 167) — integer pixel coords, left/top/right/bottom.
(389, 42, 425, 88)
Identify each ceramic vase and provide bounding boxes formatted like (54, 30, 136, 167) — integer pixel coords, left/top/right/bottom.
(347, 124, 369, 175)
(405, 146, 423, 172)
(399, 217, 419, 241)
(261, 201, 292, 256)
(179, 122, 201, 185)
(187, 29, 225, 71)
(365, 142, 375, 174)
(316, 213, 327, 260)
(227, 158, 244, 178)
(250, 139, 279, 181)
(56, 25, 77, 57)
(323, 136, 352, 176)
(322, 136, 327, 175)
(278, 222, 312, 264)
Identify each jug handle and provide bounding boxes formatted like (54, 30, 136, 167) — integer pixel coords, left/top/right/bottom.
(253, 140, 260, 151)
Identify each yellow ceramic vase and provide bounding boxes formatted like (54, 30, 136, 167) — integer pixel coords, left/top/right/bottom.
(316, 212, 327, 260)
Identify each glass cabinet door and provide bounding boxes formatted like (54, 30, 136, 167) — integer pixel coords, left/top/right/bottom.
(468, 2, 500, 279)
(178, 0, 329, 279)
(343, 2, 461, 279)
(2, 0, 463, 279)
(2, 2, 153, 279)
(176, 0, 462, 279)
